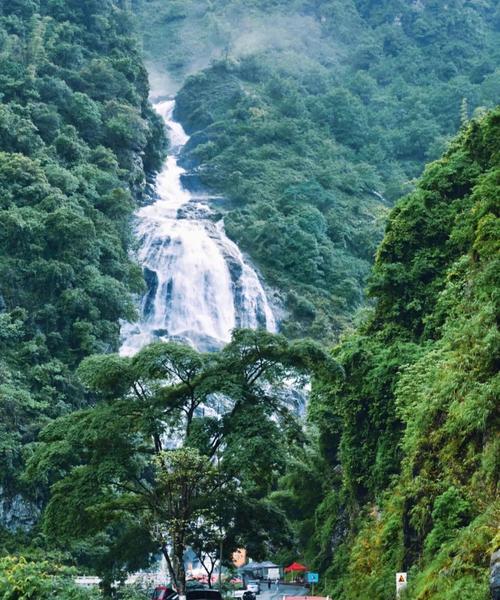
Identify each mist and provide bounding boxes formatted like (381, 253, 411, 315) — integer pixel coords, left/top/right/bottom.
(141, 2, 330, 89)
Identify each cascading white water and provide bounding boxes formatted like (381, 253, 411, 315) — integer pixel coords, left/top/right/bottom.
(120, 100, 276, 356)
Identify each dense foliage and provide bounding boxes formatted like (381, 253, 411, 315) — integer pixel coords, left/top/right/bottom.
(137, 0, 499, 341)
(0, 555, 99, 599)
(280, 108, 499, 599)
(0, 2, 498, 599)
(175, 61, 387, 341)
(28, 330, 335, 589)
(0, 0, 165, 537)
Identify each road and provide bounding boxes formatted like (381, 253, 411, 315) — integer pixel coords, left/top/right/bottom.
(259, 583, 308, 600)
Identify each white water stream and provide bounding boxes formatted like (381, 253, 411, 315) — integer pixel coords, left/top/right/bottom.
(120, 100, 276, 356)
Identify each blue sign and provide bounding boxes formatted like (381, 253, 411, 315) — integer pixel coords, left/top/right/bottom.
(307, 572, 319, 583)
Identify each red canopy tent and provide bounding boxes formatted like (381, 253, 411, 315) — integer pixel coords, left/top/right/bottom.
(284, 562, 308, 573)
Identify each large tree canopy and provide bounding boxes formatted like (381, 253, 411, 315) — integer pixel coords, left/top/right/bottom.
(28, 330, 337, 591)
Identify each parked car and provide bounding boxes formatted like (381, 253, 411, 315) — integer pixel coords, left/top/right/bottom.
(152, 587, 176, 600)
(187, 591, 223, 600)
(246, 581, 260, 595)
(156, 589, 223, 600)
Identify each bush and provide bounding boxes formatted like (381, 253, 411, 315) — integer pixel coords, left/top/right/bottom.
(0, 556, 101, 599)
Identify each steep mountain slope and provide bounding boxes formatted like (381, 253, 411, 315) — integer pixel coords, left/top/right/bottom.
(137, 0, 500, 341)
(175, 61, 387, 341)
(288, 107, 499, 600)
(0, 0, 165, 535)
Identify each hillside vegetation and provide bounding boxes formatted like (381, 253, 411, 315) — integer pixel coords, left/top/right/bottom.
(276, 107, 499, 599)
(0, 2, 497, 599)
(137, 0, 500, 340)
(0, 0, 165, 536)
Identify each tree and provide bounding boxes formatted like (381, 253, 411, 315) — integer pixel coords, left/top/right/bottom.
(28, 331, 332, 595)
(151, 449, 220, 598)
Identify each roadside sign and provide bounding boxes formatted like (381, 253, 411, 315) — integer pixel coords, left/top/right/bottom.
(268, 568, 280, 580)
(396, 572, 407, 597)
(307, 572, 319, 584)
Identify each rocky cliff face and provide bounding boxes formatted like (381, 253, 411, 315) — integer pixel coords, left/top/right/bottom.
(0, 489, 39, 533)
(491, 550, 500, 600)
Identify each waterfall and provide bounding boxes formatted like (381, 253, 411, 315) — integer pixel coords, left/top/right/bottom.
(120, 100, 276, 356)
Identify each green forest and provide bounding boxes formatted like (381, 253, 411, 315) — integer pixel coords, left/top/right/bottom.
(0, 0, 165, 565)
(281, 107, 500, 599)
(0, 1, 498, 599)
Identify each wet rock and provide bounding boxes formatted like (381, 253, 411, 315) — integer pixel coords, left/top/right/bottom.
(276, 381, 308, 416)
(177, 201, 212, 220)
(143, 267, 159, 319)
(152, 328, 169, 338)
(177, 132, 211, 170)
(225, 253, 244, 282)
(180, 172, 206, 193)
(170, 331, 225, 353)
(491, 549, 500, 600)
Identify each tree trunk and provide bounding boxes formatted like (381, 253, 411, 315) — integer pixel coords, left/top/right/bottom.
(161, 544, 178, 591)
(173, 536, 187, 599)
(207, 559, 214, 589)
(218, 537, 223, 592)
